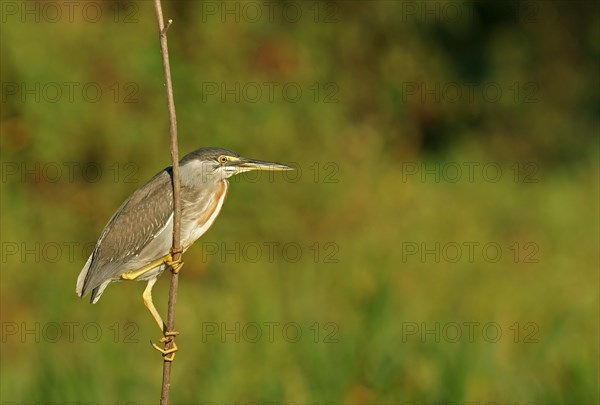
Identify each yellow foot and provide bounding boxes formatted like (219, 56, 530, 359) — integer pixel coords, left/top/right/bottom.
(151, 330, 179, 362)
(151, 340, 178, 362)
(164, 247, 184, 274)
(162, 330, 180, 339)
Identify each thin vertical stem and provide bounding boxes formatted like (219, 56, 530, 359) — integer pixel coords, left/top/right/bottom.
(153, 1, 181, 404)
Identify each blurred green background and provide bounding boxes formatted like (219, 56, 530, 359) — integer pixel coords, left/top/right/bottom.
(1, 0, 598, 403)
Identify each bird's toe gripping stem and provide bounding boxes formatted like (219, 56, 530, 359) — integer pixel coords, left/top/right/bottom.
(151, 329, 180, 362)
(165, 246, 184, 274)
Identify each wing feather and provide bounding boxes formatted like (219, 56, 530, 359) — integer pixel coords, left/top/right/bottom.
(79, 168, 174, 296)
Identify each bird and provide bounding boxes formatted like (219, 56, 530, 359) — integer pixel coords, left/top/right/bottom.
(76, 147, 292, 359)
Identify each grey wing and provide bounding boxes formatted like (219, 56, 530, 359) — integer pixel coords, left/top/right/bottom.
(78, 169, 174, 297)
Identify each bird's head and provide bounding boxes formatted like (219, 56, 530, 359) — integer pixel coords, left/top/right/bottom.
(181, 147, 293, 183)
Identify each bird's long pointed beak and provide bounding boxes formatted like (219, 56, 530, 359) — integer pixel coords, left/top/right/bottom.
(236, 158, 294, 172)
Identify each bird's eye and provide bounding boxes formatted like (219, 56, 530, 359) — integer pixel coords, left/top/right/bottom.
(218, 155, 228, 164)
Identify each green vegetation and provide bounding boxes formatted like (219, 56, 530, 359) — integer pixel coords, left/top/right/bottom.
(1, 1, 598, 403)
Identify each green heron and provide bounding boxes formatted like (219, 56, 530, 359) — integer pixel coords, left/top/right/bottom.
(76, 147, 292, 359)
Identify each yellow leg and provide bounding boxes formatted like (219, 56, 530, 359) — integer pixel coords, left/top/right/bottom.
(155, 247, 182, 361)
(142, 278, 180, 361)
(142, 278, 165, 331)
(121, 256, 167, 280)
(121, 246, 185, 281)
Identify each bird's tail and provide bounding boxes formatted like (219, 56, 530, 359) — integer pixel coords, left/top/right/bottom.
(76, 253, 93, 297)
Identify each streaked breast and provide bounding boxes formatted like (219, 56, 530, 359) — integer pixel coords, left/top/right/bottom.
(182, 180, 229, 248)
